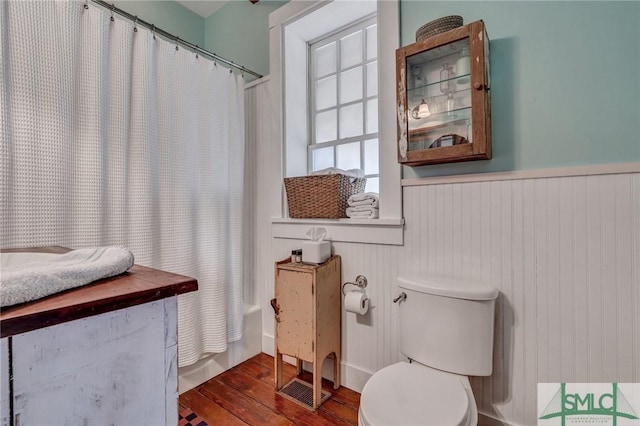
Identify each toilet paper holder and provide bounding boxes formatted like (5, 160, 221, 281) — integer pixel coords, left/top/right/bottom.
(342, 275, 368, 295)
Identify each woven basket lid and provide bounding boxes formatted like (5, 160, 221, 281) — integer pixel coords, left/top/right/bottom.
(415, 15, 463, 42)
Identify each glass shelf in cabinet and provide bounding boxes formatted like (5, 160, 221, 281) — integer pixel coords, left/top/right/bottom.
(408, 87, 471, 105)
(407, 106, 471, 132)
(407, 73, 471, 94)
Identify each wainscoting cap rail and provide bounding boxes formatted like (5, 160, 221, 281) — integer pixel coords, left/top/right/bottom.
(402, 162, 640, 187)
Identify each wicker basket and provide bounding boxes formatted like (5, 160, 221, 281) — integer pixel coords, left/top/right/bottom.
(284, 174, 366, 219)
(415, 15, 463, 42)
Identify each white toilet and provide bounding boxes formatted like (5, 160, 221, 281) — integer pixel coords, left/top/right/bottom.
(358, 275, 499, 426)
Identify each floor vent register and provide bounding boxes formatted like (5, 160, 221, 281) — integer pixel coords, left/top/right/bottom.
(277, 378, 332, 410)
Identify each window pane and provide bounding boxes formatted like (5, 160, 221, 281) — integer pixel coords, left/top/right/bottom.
(309, 17, 378, 181)
(336, 142, 361, 171)
(312, 146, 334, 171)
(365, 177, 379, 194)
(340, 66, 362, 104)
(316, 75, 337, 110)
(366, 62, 378, 97)
(366, 25, 377, 60)
(364, 139, 379, 175)
(315, 42, 336, 78)
(339, 103, 363, 139)
(340, 31, 362, 70)
(366, 98, 378, 135)
(316, 109, 337, 143)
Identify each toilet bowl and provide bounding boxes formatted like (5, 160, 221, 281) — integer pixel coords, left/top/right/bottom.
(357, 276, 497, 426)
(358, 362, 477, 426)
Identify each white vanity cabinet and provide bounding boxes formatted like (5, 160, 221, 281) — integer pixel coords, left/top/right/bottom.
(4, 299, 176, 426)
(0, 247, 197, 426)
(1, 339, 9, 426)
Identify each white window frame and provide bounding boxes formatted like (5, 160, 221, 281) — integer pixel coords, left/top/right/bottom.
(308, 16, 379, 191)
(269, 0, 403, 245)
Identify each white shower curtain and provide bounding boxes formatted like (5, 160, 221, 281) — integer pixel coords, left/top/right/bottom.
(0, 0, 245, 366)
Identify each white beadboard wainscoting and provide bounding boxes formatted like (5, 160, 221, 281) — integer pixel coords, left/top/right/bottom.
(402, 172, 639, 425)
(274, 173, 639, 426)
(244, 77, 282, 345)
(246, 79, 639, 426)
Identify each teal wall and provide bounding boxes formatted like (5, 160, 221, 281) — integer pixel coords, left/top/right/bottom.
(114, 0, 286, 79)
(401, 1, 640, 177)
(118, 1, 639, 175)
(204, 0, 288, 79)
(113, 1, 204, 47)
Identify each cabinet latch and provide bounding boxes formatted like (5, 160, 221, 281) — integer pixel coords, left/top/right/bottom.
(270, 298, 280, 314)
(270, 298, 281, 323)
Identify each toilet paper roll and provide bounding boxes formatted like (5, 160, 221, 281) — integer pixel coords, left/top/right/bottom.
(344, 291, 369, 315)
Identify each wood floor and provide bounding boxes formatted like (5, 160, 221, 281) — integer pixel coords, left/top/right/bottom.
(179, 353, 361, 426)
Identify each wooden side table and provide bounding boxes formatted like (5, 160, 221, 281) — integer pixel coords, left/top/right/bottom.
(272, 255, 341, 409)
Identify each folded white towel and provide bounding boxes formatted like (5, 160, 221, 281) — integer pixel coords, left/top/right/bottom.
(311, 167, 364, 178)
(348, 192, 379, 208)
(346, 205, 376, 213)
(346, 206, 379, 219)
(0, 246, 134, 307)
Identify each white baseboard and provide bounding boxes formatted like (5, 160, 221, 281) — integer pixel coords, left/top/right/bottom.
(339, 360, 372, 393)
(264, 334, 523, 424)
(261, 333, 372, 393)
(262, 332, 275, 357)
(478, 412, 519, 426)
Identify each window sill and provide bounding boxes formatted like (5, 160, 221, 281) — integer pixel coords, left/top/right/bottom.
(270, 217, 404, 246)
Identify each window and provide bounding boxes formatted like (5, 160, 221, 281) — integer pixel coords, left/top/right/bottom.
(309, 17, 379, 193)
(269, 0, 403, 245)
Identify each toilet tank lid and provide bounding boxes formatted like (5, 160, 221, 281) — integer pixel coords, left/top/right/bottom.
(398, 276, 499, 300)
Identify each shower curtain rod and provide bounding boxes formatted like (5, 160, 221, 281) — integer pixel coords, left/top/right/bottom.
(89, 0, 263, 79)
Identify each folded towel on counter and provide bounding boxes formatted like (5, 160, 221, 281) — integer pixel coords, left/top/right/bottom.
(0, 246, 135, 307)
(348, 192, 379, 208)
(346, 206, 379, 219)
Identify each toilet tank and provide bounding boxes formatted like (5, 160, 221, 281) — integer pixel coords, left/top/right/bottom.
(398, 276, 498, 376)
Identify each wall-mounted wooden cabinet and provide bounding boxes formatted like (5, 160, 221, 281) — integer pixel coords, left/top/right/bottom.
(396, 20, 491, 166)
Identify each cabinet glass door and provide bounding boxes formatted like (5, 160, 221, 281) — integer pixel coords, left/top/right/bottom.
(406, 38, 472, 151)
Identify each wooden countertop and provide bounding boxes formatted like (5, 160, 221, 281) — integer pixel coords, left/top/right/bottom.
(0, 246, 198, 338)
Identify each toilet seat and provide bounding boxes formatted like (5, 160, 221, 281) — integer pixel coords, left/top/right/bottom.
(359, 362, 471, 426)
